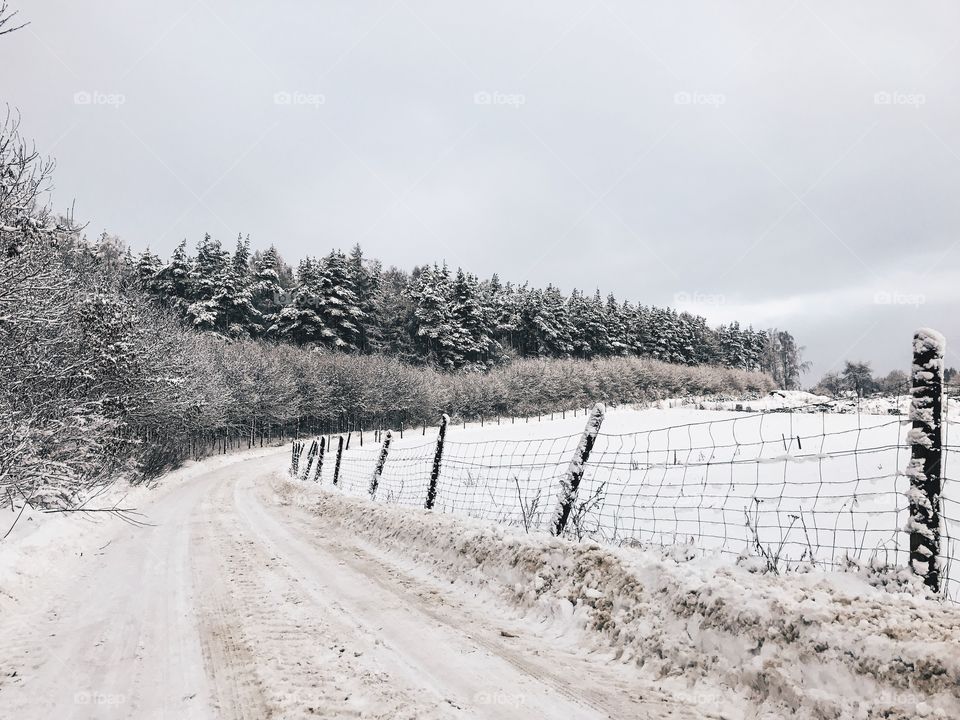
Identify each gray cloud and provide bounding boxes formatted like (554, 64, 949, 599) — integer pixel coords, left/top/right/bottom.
(3, 0, 959, 380)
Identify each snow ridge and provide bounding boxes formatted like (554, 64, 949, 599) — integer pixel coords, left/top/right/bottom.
(287, 480, 960, 720)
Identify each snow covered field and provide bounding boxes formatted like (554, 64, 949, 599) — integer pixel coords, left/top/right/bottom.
(313, 397, 960, 600)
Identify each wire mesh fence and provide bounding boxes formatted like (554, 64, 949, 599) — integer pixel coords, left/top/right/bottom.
(295, 399, 959, 601)
(941, 419, 959, 602)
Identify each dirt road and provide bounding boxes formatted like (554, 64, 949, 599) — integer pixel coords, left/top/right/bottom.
(0, 451, 710, 719)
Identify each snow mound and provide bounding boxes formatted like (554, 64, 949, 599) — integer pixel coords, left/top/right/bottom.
(283, 479, 960, 720)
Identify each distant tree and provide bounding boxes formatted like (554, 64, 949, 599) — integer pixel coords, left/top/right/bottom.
(220, 234, 259, 337)
(605, 293, 629, 356)
(153, 240, 191, 313)
(762, 329, 810, 389)
(841, 361, 876, 398)
(877, 369, 909, 395)
(347, 244, 381, 353)
(135, 248, 163, 293)
(274, 257, 327, 345)
(249, 245, 286, 336)
(451, 268, 501, 369)
(408, 263, 464, 368)
(812, 371, 843, 397)
(374, 266, 417, 360)
(313, 249, 363, 350)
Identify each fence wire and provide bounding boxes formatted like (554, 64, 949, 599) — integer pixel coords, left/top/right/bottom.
(299, 407, 959, 600)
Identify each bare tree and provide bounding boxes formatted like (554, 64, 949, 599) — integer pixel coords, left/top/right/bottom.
(0, 2, 28, 37)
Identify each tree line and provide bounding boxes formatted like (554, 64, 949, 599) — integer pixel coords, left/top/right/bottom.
(128, 234, 796, 375)
(813, 361, 960, 399)
(1, 109, 780, 503)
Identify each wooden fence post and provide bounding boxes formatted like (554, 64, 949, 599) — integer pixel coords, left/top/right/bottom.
(425, 414, 449, 510)
(906, 328, 946, 592)
(301, 438, 318, 480)
(369, 430, 392, 498)
(552, 403, 606, 536)
(290, 440, 303, 475)
(332, 435, 345, 486)
(315, 436, 326, 482)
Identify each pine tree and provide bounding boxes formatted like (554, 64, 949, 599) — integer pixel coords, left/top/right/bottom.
(347, 244, 381, 353)
(566, 289, 590, 358)
(374, 266, 417, 360)
(274, 257, 327, 344)
(584, 290, 613, 357)
(153, 240, 192, 314)
(250, 245, 286, 336)
(185, 234, 231, 330)
(605, 293, 629, 356)
(314, 250, 363, 350)
(219, 234, 259, 337)
(135, 248, 162, 293)
(523, 285, 574, 357)
(451, 268, 501, 368)
(408, 263, 463, 368)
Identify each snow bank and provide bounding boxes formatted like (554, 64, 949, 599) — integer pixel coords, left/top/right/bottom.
(282, 479, 960, 720)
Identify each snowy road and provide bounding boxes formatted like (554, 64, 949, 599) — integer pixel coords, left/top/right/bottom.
(0, 451, 711, 719)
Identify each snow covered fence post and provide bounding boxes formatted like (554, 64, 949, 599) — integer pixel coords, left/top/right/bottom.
(315, 436, 326, 482)
(301, 438, 319, 480)
(552, 403, 606, 536)
(906, 328, 946, 592)
(332, 435, 345, 486)
(369, 430, 392, 499)
(425, 414, 449, 510)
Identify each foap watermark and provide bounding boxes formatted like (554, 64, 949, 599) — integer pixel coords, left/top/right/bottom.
(73, 91, 126, 109)
(74, 691, 126, 707)
(674, 91, 726, 107)
(873, 290, 925, 308)
(873, 91, 925, 108)
(474, 90, 525, 108)
(473, 691, 526, 707)
(273, 91, 326, 109)
(674, 291, 726, 306)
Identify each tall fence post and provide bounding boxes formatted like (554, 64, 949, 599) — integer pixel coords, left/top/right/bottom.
(301, 438, 318, 480)
(315, 436, 326, 482)
(425, 414, 449, 510)
(369, 430, 392, 498)
(332, 435, 344, 486)
(552, 403, 606, 536)
(906, 328, 945, 592)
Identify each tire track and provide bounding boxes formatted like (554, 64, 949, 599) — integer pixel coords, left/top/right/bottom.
(238, 475, 709, 719)
(190, 478, 450, 719)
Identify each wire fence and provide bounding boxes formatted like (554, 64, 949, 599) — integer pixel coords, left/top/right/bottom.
(296, 400, 960, 601)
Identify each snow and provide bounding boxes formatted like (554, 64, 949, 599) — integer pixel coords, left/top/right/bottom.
(0, 446, 284, 619)
(320, 405, 940, 573)
(1, 445, 717, 719)
(914, 327, 947, 356)
(3, 399, 959, 718)
(283, 477, 960, 720)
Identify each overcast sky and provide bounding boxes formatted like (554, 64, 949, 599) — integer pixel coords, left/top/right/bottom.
(3, 1, 959, 381)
